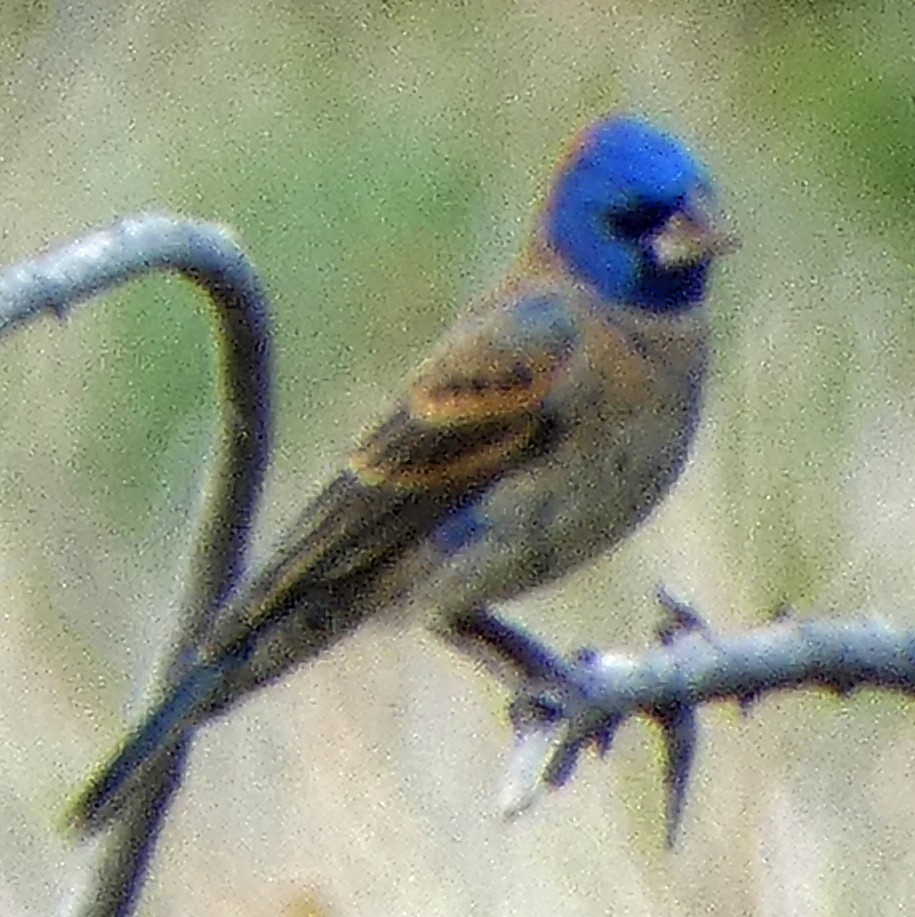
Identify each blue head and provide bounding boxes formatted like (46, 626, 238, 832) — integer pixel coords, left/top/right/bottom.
(545, 115, 726, 312)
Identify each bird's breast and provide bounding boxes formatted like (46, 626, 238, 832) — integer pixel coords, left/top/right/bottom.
(416, 304, 709, 617)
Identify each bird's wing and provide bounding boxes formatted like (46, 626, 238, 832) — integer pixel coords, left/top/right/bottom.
(229, 288, 582, 634)
(352, 288, 580, 490)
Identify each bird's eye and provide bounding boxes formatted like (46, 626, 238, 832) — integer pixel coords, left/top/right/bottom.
(602, 201, 675, 239)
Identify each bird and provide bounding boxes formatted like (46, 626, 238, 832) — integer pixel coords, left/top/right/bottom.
(71, 113, 732, 833)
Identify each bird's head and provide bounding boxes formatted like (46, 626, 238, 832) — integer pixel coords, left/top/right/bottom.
(544, 115, 733, 312)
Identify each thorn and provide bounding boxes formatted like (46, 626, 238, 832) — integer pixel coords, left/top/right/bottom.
(656, 702, 698, 848)
(593, 715, 623, 757)
(737, 691, 759, 717)
(769, 602, 794, 623)
(827, 677, 858, 699)
(655, 587, 709, 645)
(47, 295, 69, 322)
(544, 734, 588, 788)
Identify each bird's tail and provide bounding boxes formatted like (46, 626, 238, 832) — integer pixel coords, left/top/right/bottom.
(68, 660, 226, 835)
(68, 512, 387, 834)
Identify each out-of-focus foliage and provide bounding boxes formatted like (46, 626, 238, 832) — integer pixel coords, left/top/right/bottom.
(0, 2, 912, 914)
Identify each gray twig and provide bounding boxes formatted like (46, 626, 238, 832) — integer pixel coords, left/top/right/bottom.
(0, 214, 273, 917)
(500, 592, 915, 839)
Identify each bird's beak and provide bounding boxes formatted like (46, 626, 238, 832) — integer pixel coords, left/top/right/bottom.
(651, 194, 738, 269)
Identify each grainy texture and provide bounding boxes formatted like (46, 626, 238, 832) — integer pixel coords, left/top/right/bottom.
(0, 2, 912, 915)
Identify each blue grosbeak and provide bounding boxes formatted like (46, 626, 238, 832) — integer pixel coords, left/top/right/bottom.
(73, 113, 731, 831)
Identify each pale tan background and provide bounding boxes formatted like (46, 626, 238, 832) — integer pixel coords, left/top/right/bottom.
(0, 1, 913, 914)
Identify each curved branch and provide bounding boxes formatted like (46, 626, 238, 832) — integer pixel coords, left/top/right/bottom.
(0, 215, 273, 917)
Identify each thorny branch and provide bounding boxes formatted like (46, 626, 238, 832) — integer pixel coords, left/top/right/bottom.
(488, 590, 915, 843)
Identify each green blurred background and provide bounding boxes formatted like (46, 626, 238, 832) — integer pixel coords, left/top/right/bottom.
(0, 1, 913, 914)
